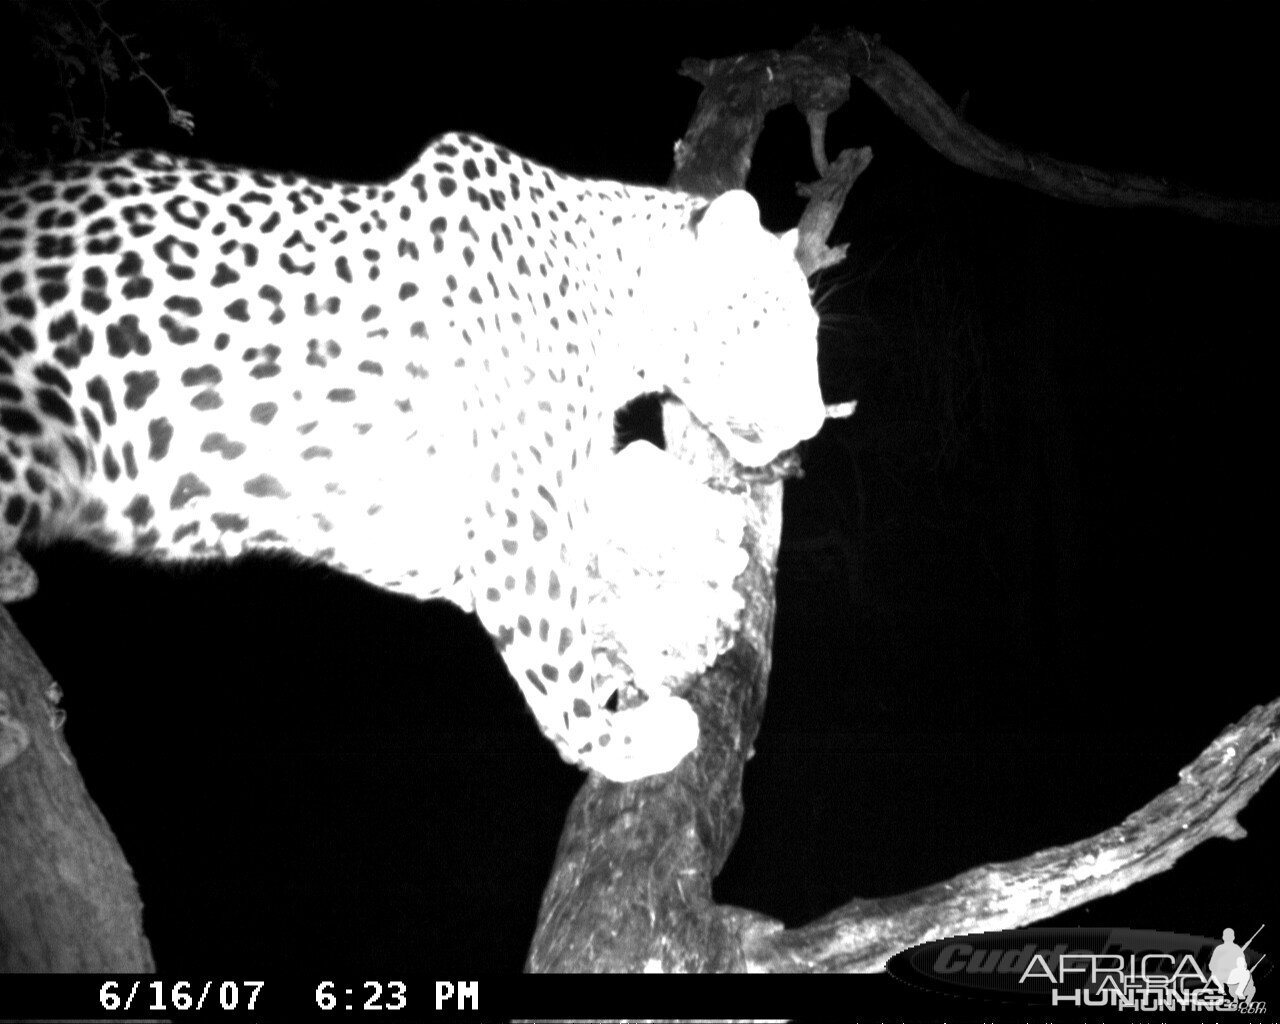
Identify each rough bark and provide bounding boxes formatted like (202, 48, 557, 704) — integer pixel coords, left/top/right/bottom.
(0, 605, 154, 971)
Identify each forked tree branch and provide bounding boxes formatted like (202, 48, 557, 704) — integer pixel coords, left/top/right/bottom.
(681, 29, 1280, 227)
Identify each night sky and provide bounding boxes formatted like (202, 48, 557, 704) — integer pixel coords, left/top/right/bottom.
(1, 3, 1275, 979)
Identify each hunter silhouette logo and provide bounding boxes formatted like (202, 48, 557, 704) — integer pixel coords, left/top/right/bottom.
(1208, 925, 1264, 1002)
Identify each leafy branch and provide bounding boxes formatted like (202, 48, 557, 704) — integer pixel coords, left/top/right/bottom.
(5, 0, 193, 165)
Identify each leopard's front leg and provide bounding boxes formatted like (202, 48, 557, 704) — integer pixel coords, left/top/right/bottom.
(466, 448, 702, 783)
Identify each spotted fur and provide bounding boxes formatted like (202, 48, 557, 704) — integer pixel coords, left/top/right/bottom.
(0, 132, 825, 781)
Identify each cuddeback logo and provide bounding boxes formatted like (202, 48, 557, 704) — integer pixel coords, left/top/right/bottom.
(887, 925, 1269, 1011)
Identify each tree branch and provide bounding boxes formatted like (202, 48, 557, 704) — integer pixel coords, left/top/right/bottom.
(0, 606, 154, 971)
(682, 30, 1280, 227)
(744, 698, 1280, 972)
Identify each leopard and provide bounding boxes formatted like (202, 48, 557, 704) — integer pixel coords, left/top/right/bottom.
(0, 132, 827, 781)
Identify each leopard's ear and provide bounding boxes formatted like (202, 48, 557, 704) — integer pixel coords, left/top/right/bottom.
(692, 190, 761, 242)
(777, 227, 800, 258)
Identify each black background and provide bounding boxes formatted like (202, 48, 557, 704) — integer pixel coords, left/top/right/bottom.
(1, 2, 1275, 980)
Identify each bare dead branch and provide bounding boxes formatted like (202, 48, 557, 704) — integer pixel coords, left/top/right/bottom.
(682, 30, 1280, 227)
(835, 29, 1280, 226)
(0, 606, 154, 971)
(743, 698, 1280, 972)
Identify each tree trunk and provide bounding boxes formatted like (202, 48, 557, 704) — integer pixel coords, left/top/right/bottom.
(0, 605, 154, 971)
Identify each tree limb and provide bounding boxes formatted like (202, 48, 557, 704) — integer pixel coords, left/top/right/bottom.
(682, 30, 1280, 227)
(0, 606, 154, 971)
(744, 698, 1280, 972)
